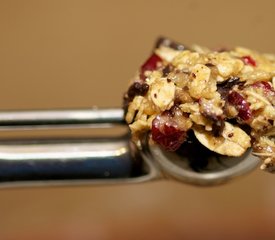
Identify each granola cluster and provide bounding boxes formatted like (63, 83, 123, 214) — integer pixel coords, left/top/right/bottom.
(123, 38, 275, 172)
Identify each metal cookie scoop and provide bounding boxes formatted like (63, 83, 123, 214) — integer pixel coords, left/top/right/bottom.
(0, 108, 260, 188)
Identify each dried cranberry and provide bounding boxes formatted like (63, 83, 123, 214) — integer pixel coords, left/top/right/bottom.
(241, 55, 257, 67)
(140, 54, 162, 80)
(152, 112, 187, 151)
(252, 81, 273, 92)
(228, 91, 252, 121)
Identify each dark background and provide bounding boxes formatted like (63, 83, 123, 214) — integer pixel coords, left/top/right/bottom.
(0, 1, 275, 239)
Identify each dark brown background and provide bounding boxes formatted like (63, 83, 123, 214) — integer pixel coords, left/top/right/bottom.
(0, 1, 275, 239)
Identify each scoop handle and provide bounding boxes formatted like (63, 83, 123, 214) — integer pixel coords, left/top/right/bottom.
(0, 108, 124, 129)
(0, 108, 159, 187)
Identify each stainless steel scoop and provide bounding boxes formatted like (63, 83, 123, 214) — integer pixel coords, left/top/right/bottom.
(0, 108, 260, 188)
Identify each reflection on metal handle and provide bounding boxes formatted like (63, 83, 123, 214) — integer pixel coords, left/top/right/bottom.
(0, 136, 158, 187)
(0, 108, 124, 129)
(0, 108, 160, 187)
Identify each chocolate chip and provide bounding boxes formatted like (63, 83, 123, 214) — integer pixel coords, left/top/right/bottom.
(228, 133, 234, 138)
(123, 82, 149, 116)
(217, 77, 244, 99)
(155, 37, 187, 51)
(216, 47, 230, 52)
(212, 119, 225, 137)
(162, 64, 173, 77)
(205, 63, 215, 67)
(127, 82, 149, 100)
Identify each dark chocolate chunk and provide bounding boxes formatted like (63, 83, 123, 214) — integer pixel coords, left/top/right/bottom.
(216, 47, 231, 52)
(217, 77, 244, 98)
(127, 82, 149, 100)
(162, 64, 173, 77)
(123, 82, 149, 115)
(155, 37, 187, 51)
(205, 63, 215, 67)
(212, 119, 225, 137)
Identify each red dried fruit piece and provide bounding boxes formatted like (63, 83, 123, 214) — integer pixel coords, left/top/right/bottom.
(252, 81, 273, 92)
(241, 55, 257, 67)
(228, 91, 252, 121)
(252, 81, 275, 106)
(140, 53, 163, 80)
(152, 112, 187, 151)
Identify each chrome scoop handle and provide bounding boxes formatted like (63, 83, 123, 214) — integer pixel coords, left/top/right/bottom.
(0, 108, 259, 187)
(0, 108, 160, 187)
(0, 108, 124, 129)
(0, 136, 159, 188)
